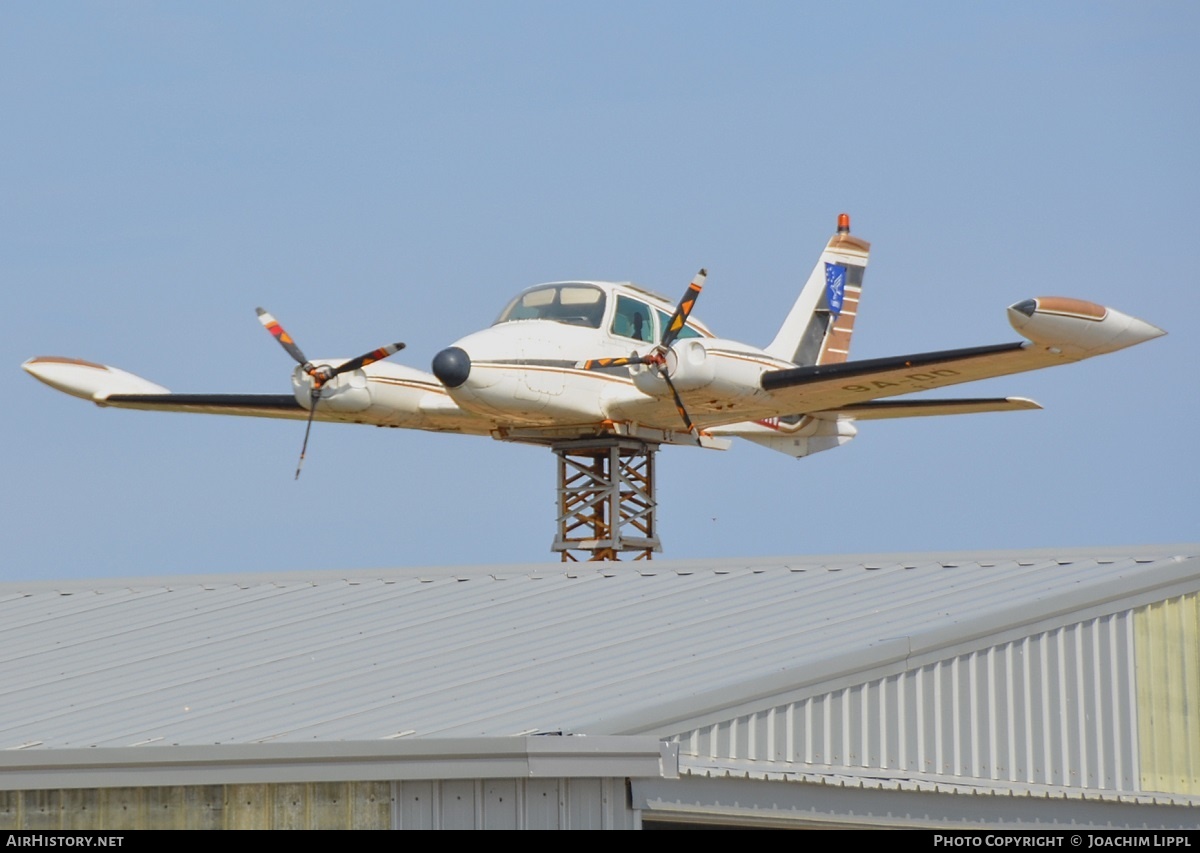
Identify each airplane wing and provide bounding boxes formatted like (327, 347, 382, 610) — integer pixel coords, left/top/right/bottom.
(22, 356, 491, 433)
(759, 340, 1048, 413)
(22, 357, 333, 421)
(750, 298, 1164, 420)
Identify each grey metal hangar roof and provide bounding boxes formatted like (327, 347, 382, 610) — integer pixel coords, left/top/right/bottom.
(1, 543, 1198, 824)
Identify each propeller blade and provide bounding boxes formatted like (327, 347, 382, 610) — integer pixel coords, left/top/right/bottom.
(295, 388, 319, 480)
(582, 354, 650, 370)
(660, 370, 700, 443)
(256, 308, 309, 366)
(661, 268, 706, 349)
(330, 342, 406, 378)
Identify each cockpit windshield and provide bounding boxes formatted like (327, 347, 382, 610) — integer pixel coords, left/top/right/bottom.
(494, 284, 607, 329)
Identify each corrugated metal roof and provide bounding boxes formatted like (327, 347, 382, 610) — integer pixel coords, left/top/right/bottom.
(1, 545, 1196, 750)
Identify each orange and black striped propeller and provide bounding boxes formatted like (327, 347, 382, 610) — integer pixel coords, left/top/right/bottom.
(661, 268, 705, 349)
(580, 270, 706, 441)
(256, 307, 405, 478)
(581, 269, 706, 371)
(662, 371, 697, 438)
(581, 354, 649, 371)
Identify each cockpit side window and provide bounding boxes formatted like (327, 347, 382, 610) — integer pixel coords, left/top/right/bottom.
(611, 295, 655, 343)
(494, 284, 606, 328)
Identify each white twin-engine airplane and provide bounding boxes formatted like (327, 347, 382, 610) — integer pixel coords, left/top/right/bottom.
(24, 215, 1164, 477)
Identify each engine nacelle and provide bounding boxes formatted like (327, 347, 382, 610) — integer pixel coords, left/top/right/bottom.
(292, 366, 373, 412)
(1007, 297, 1164, 356)
(632, 338, 772, 402)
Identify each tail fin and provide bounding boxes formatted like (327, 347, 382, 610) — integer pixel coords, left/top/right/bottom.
(764, 213, 870, 366)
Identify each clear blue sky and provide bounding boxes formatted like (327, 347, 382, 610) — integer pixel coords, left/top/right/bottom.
(4, 2, 1196, 580)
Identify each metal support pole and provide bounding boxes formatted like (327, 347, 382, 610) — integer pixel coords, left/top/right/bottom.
(551, 438, 660, 561)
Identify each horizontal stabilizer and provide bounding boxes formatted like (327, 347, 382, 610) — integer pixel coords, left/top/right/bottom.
(821, 396, 1041, 420)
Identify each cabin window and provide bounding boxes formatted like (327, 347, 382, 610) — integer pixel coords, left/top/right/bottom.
(494, 284, 607, 328)
(611, 296, 655, 343)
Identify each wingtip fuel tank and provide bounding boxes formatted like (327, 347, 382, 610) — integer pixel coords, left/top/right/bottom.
(1007, 297, 1165, 356)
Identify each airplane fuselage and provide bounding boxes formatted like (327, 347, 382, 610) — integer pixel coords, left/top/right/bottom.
(422, 281, 794, 435)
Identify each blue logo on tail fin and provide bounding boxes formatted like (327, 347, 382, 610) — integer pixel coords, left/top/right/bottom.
(825, 263, 846, 318)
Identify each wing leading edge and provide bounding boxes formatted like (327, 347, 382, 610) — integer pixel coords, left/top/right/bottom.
(102, 393, 308, 420)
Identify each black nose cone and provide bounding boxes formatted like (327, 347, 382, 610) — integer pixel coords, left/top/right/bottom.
(1011, 298, 1038, 318)
(432, 346, 471, 388)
